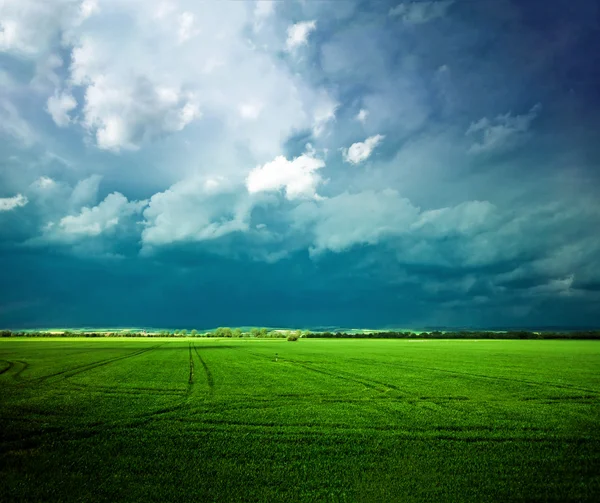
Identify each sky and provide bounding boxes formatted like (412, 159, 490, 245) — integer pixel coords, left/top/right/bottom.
(0, 0, 599, 329)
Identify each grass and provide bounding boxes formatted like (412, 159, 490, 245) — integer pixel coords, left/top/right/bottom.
(1, 338, 599, 502)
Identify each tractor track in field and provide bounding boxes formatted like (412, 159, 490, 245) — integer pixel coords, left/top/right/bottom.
(0, 360, 29, 381)
(4, 408, 594, 452)
(66, 383, 186, 396)
(233, 347, 401, 395)
(355, 358, 600, 396)
(0, 360, 13, 375)
(192, 344, 214, 391)
(188, 343, 195, 387)
(25, 343, 165, 385)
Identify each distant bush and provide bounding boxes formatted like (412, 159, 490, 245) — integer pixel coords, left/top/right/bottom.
(287, 331, 301, 341)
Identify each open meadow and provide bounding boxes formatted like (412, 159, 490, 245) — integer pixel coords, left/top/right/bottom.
(1, 338, 599, 502)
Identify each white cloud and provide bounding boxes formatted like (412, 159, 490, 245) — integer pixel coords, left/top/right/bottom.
(0, 0, 77, 56)
(54, 192, 146, 237)
(389, 1, 453, 24)
(293, 189, 419, 255)
(0, 194, 28, 211)
(467, 104, 541, 155)
(55, 3, 330, 160)
(141, 176, 251, 246)
(2, 1, 337, 168)
(177, 12, 199, 44)
(342, 134, 385, 164)
(67, 30, 204, 151)
(239, 102, 263, 120)
(356, 109, 368, 123)
(285, 20, 316, 51)
(253, 0, 275, 31)
(246, 153, 326, 200)
(46, 90, 78, 127)
(79, 0, 99, 22)
(31, 176, 57, 190)
(78, 73, 201, 151)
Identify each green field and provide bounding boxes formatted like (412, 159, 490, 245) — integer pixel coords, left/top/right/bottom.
(1, 339, 599, 502)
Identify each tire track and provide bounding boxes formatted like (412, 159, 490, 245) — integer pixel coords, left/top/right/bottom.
(0, 361, 29, 381)
(188, 343, 195, 387)
(192, 344, 214, 390)
(233, 347, 400, 395)
(361, 359, 600, 396)
(0, 360, 14, 376)
(28, 343, 165, 385)
(12, 361, 29, 381)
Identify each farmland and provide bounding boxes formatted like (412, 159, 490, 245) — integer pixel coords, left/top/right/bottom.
(1, 339, 599, 502)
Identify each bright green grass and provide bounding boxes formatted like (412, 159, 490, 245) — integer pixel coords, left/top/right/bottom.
(1, 339, 599, 502)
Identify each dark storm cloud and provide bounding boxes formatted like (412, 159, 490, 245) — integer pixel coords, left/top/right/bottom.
(0, 0, 599, 328)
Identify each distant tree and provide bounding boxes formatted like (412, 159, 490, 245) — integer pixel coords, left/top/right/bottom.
(287, 330, 301, 341)
(180, 329, 188, 336)
(191, 329, 198, 336)
(232, 328, 242, 338)
(259, 327, 269, 337)
(215, 327, 233, 338)
(250, 328, 260, 338)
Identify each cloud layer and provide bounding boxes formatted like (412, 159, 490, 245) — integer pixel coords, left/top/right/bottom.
(0, 0, 599, 328)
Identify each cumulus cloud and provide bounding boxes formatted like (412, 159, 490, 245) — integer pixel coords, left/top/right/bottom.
(142, 176, 251, 247)
(79, 0, 99, 21)
(177, 12, 199, 44)
(293, 189, 420, 255)
(49, 192, 146, 238)
(466, 104, 541, 155)
(0, 194, 28, 211)
(246, 153, 326, 200)
(0, 0, 77, 56)
(239, 102, 263, 120)
(253, 0, 275, 31)
(356, 109, 369, 123)
(10, 1, 330, 160)
(389, 1, 453, 24)
(46, 90, 78, 127)
(75, 69, 201, 151)
(31, 176, 57, 191)
(342, 134, 385, 164)
(286, 21, 317, 51)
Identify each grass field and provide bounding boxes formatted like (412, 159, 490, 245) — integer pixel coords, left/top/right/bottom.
(1, 339, 599, 502)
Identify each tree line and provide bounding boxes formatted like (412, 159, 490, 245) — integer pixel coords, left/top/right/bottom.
(302, 330, 600, 340)
(1, 329, 600, 339)
(0, 328, 304, 339)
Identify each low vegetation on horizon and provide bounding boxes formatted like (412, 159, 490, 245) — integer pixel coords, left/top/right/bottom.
(3, 328, 600, 340)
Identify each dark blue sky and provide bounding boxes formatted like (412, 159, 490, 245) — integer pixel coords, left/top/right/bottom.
(1, 0, 599, 329)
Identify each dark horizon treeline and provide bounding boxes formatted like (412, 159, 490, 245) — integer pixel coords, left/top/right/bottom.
(1, 329, 600, 340)
(303, 330, 600, 340)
